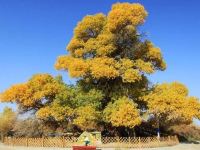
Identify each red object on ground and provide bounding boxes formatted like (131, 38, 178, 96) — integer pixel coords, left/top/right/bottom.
(73, 146, 96, 150)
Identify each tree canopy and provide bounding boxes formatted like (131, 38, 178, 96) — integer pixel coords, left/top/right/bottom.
(0, 74, 65, 113)
(0, 74, 104, 131)
(144, 82, 200, 127)
(54, 2, 167, 130)
(55, 3, 166, 101)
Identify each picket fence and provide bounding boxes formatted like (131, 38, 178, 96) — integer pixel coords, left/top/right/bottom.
(4, 136, 179, 148)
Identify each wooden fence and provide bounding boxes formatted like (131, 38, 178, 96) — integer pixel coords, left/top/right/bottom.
(4, 136, 179, 148)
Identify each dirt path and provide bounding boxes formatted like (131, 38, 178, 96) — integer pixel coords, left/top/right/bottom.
(0, 144, 200, 150)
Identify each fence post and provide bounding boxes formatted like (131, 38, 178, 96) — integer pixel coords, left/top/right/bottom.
(3, 137, 6, 144)
(128, 137, 131, 148)
(139, 137, 141, 149)
(26, 138, 28, 147)
(42, 137, 44, 147)
(147, 137, 150, 143)
(62, 136, 65, 148)
(168, 136, 170, 145)
(7, 137, 9, 145)
(147, 137, 151, 148)
(175, 135, 179, 144)
(2, 136, 4, 143)
(117, 136, 120, 148)
(12, 137, 15, 146)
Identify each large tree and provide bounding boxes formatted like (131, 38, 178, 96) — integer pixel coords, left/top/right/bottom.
(55, 2, 166, 130)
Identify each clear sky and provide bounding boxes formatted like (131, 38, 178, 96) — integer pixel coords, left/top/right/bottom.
(0, 0, 200, 113)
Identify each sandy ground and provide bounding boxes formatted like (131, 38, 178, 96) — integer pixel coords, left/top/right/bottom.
(0, 144, 200, 150)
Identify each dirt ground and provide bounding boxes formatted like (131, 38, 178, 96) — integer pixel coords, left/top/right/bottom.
(0, 144, 200, 150)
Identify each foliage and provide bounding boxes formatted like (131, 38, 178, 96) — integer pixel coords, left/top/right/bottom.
(73, 105, 101, 131)
(0, 107, 16, 139)
(103, 97, 141, 128)
(143, 82, 200, 127)
(55, 2, 166, 97)
(36, 85, 103, 130)
(0, 74, 64, 113)
(0, 74, 104, 131)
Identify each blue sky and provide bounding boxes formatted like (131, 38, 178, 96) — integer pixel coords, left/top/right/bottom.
(0, 0, 200, 115)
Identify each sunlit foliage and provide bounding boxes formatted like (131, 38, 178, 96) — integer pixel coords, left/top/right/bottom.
(0, 73, 104, 131)
(0, 74, 64, 113)
(143, 82, 200, 126)
(74, 105, 101, 130)
(104, 97, 141, 128)
(55, 3, 166, 83)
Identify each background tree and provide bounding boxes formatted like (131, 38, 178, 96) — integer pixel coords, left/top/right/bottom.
(0, 107, 16, 141)
(143, 82, 200, 129)
(13, 118, 44, 138)
(169, 124, 200, 142)
(0, 74, 69, 131)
